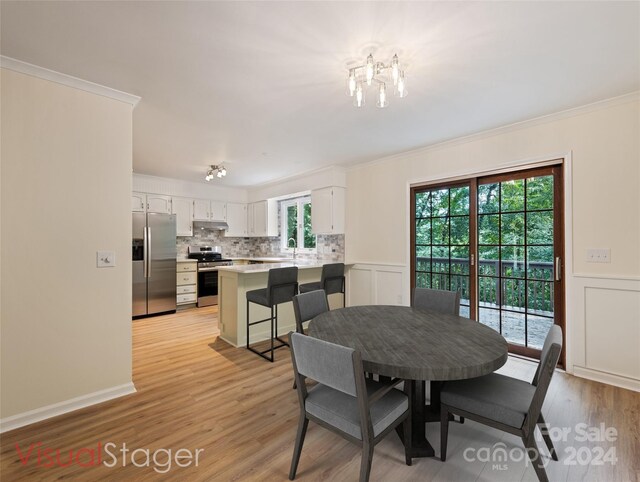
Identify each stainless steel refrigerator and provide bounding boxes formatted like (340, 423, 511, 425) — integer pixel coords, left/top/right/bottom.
(132, 212, 177, 317)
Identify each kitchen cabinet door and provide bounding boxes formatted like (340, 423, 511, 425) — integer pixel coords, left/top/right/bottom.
(193, 199, 211, 221)
(247, 201, 278, 237)
(225, 203, 248, 237)
(252, 201, 268, 236)
(247, 203, 256, 236)
(172, 197, 193, 236)
(132, 192, 146, 212)
(311, 187, 345, 234)
(146, 194, 172, 214)
(211, 201, 227, 221)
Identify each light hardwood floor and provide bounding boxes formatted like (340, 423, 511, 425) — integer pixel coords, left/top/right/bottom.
(1, 307, 638, 481)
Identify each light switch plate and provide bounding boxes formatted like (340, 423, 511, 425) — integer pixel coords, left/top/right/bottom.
(586, 248, 610, 263)
(97, 251, 116, 267)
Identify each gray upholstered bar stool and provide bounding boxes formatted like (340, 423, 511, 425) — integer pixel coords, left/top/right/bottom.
(246, 266, 299, 362)
(298, 263, 346, 307)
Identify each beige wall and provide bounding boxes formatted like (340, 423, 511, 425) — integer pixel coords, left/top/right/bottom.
(346, 96, 640, 276)
(345, 95, 640, 388)
(249, 166, 347, 202)
(1, 69, 134, 418)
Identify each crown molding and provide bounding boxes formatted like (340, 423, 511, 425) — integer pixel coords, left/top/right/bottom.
(0, 56, 141, 107)
(348, 90, 640, 172)
(247, 165, 347, 190)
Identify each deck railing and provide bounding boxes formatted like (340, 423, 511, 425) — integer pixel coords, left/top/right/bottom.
(417, 257, 554, 314)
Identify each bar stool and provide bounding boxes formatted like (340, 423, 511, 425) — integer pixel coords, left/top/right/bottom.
(246, 266, 299, 362)
(298, 263, 346, 307)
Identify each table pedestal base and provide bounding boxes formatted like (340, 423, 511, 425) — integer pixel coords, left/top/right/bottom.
(397, 379, 446, 459)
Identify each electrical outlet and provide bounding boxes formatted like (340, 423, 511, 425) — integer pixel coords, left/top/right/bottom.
(97, 251, 116, 267)
(586, 248, 610, 263)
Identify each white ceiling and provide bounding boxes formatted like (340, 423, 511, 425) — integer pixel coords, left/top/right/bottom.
(2, 1, 639, 187)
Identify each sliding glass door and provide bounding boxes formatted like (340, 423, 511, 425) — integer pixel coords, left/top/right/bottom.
(413, 184, 474, 318)
(410, 164, 564, 361)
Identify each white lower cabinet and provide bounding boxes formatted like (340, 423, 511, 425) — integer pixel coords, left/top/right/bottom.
(176, 262, 197, 305)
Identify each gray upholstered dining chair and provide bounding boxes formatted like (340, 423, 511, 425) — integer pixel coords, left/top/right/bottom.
(413, 287, 461, 315)
(440, 325, 563, 482)
(299, 263, 346, 307)
(291, 290, 330, 389)
(292, 290, 329, 335)
(288, 332, 411, 482)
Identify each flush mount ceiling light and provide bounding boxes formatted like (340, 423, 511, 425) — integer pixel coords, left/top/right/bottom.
(205, 164, 227, 181)
(347, 53, 407, 108)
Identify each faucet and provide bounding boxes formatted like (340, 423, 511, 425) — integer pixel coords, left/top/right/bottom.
(287, 237, 297, 261)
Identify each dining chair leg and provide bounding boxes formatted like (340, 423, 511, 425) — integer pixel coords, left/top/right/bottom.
(289, 414, 309, 480)
(440, 406, 450, 461)
(359, 442, 374, 482)
(522, 434, 549, 482)
(538, 413, 558, 461)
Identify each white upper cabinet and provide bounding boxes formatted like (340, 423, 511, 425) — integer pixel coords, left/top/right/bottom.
(211, 201, 227, 221)
(249, 200, 278, 237)
(193, 199, 227, 221)
(225, 203, 248, 237)
(172, 197, 193, 236)
(193, 199, 211, 221)
(132, 192, 146, 212)
(311, 187, 345, 234)
(146, 194, 172, 214)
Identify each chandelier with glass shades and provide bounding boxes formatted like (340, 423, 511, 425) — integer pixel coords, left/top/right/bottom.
(205, 164, 227, 181)
(347, 53, 407, 108)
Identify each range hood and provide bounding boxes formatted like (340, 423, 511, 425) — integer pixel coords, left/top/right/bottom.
(193, 220, 229, 231)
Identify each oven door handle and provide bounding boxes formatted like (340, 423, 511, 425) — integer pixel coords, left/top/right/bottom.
(198, 268, 221, 272)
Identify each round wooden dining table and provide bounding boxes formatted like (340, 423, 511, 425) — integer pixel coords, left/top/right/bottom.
(308, 305, 508, 459)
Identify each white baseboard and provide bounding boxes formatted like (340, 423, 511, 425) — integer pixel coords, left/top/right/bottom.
(573, 366, 640, 393)
(218, 334, 239, 348)
(0, 382, 137, 433)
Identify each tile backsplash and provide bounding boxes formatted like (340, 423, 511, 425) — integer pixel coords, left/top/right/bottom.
(177, 231, 344, 262)
(177, 200, 344, 262)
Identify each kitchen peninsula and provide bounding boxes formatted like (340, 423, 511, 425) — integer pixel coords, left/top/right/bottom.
(217, 262, 343, 347)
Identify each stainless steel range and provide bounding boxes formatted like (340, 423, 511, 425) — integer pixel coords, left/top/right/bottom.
(187, 246, 233, 307)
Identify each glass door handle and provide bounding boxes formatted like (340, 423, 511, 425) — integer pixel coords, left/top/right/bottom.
(555, 257, 561, 281)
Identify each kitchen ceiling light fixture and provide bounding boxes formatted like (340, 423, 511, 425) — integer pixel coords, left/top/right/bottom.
(205, 164, 227, 181)
(347, 53, 407, 108)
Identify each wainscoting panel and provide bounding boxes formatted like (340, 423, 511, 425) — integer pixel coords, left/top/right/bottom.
(571, 274, 640, 392)
(347, 263, 408, 307)
(376, 269, 404, 305)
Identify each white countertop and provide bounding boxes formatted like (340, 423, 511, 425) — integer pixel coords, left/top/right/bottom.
(217, 261, 323, 274)
(229, 256, 295, 262)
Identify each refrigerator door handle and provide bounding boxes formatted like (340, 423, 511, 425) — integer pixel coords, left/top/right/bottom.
(147, 227, 152, 278)
(143, 226, 149, 278)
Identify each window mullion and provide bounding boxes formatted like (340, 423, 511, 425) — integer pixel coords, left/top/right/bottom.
(296, 200, 302, 248)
